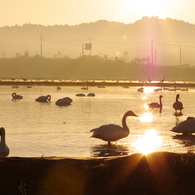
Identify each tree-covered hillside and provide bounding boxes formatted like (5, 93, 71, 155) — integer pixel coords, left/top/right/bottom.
(1, 17, 195, 67)
(0, 56, 195, 81)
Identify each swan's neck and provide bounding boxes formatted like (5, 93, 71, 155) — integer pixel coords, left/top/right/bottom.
(159, 97, 162, 106)
(122, 114, 129, 132)
(0, 135, 6, 146)
(176, 96, 179, 102)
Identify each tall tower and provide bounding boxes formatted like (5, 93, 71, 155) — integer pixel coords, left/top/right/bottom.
(40, 35, 44, 57)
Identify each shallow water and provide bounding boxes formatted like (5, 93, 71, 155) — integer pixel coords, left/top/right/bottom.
(0, 85, 195, 157)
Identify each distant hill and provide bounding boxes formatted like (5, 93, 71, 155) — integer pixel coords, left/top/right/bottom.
(1, 17, 195, 66)
(1, 17, 195, 81)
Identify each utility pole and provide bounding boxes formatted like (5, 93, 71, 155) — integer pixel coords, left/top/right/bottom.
(151, 39, 153, 68)
(40, 35, 44, 57)
(89, 38, 92, 56)
(180, 45, 181, 66)
(82, 43, 85, 56)
(151, 39, 154, 79)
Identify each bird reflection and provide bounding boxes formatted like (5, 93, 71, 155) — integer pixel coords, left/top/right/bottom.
(90, 144, 129, 157)
(172, 135, 195, 147)
(174, 112, 183, 117)
(175, 116, 180, 125)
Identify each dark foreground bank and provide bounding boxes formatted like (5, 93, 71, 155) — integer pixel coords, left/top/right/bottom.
(1, 152, 195, 195)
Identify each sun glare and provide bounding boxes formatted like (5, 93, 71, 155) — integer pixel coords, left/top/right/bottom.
(144, 103, 149, 110)
(144, 87, 155, 93)
(141, 96, 147, 100)
(136, 0, 167, 19)
(139, 112, 153, 122)
(131, 129, 162, 155)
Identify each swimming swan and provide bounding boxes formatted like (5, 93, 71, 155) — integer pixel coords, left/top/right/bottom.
(35, 95, 51, 102)
(87, 93, 95, 97)
(90, 110, 138, 145)
(171, 117, 195, 135)
(0, 127, 9, 157)
(148, 95, 163, 112)
(173, 94, 184, 114)
(55, 97, 73, 106)
(12, 92, 23, 100)
(76, 93, 86, 97)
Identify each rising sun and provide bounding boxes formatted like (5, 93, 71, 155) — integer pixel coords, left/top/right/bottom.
(122, 0, 168, 20)
(138, 0, 167, 18)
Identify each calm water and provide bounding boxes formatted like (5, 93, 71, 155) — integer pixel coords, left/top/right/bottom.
(0, 85, 195, 157)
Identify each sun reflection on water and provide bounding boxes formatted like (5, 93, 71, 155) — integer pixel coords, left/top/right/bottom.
(131, 129, 162, 155)
(143, 103, 149, 110)
(144, 87, 155, 93)
(139, 112, 153, 122)
(141, 96, 147, 100)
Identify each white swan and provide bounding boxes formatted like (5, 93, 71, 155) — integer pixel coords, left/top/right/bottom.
(173, 94, 184, 114)
(55, 97, 73, 106)
(0, 127, 9, 157)
(90, 110, 138, 145)
(35, 95, 51, 102)
(148, 95, 163, 113)
(171, 117, 195, 135)
(12, 92, 23, 100)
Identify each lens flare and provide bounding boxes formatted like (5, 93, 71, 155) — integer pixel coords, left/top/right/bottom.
(122, 35, 127, 40)
(131, 129, 162, 155)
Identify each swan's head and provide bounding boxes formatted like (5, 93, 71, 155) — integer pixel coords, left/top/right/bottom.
(47, 95, 51, 100)
(176, 94, 180, 99)
(187, 117, 195, 120)
(160, 95, 163, 98)
(0, 127, 5, 135)
(12, 93, 16, 97)
(125, 110, 138, 117)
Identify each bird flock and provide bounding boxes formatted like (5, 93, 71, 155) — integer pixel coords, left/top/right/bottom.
(0, 87, 194, 157)
(12, 92, 74, 106)
(90, 92, 195, 145)
(0, 89, 96, 157)
(147, 93, 195, 135)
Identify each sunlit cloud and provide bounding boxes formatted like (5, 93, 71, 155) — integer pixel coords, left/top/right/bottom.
(131, 129, 162, 155)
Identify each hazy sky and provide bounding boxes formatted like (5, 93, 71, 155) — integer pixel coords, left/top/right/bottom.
(1, 0, 195, 27)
